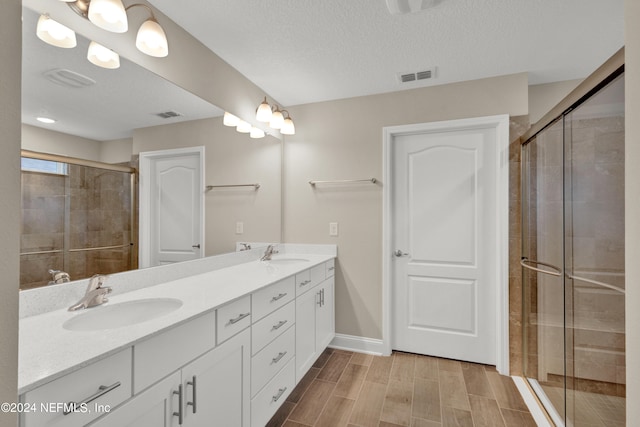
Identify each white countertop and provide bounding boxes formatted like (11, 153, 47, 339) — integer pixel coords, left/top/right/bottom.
(18, 253, 334, 394)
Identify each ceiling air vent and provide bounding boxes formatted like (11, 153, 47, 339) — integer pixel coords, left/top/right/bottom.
(156, 111, 183, 119)
(397, 67, 437, 85)
(43, 69, 96, 89)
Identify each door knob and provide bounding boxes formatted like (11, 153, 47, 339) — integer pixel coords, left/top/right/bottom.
(394, 249, 409, 257)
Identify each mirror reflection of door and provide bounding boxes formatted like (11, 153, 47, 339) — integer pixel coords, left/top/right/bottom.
(139, 147, 205, 268)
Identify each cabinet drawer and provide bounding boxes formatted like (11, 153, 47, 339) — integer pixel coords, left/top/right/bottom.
(326, 259, 336, 277)
(251, 325, 295, 397)
(295, 264, 325, 296)
(217, 295, 251, 344)
(134, 311, 215, 393)
(251, 358, 295, 427)
(252, 276, 295, 321)
(252, 300, 295, 355)
(22, 348, 132, 427)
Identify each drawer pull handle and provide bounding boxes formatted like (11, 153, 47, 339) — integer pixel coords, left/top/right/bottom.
(300, 279, 311, 286)
(63, 381, 121, 415)
(228, 312, 250, 325)
(272, 387, 287, 402)
(271, 320, 288, 331)
(173, 384, 184, 425)
(328, 266, 335, 271)
(187, 375, 197, 414)
(271, 292, 288, 302)
(272, 351, 288, 364)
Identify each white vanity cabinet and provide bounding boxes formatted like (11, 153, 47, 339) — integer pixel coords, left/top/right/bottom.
(20, 255, 335, 427)
(295, 276, 335, 381)
(92, 308, 251, 427)
(21, 349, 132, 427)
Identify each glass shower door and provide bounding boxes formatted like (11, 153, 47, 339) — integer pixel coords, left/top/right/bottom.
(522, 72, 626, 426)
(564, 74, 626, 426)
(522, 118, 567, 425)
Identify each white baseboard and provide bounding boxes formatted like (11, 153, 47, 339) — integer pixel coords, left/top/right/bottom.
(329, 333, 385, 355)
(512, 376, 555, 427)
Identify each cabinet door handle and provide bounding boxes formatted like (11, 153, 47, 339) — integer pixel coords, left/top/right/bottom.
(316, 290, 322, 307)
(271, 320, 288, 331)
(63, 381, 121, 415)
(173, 384, 184, 425)
(228, 312, 250, 325)
(271, 351, 288, 364)
(187, 375, 197, 414)
(300, 279, 311, 286)
(321, 288, 325, 306)
(271, 292, 287, 302)
(272, 387, 287, 402)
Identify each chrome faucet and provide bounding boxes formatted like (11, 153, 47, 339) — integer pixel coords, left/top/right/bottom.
(260, 244, 279, 261)
(68, 274, 112, 311)
(48, 269, 70, 285)
(239, 242, 252, 251)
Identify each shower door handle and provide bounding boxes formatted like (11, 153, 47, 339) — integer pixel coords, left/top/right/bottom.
(394, 250, 409, 257)
(520, 257, 562, 277)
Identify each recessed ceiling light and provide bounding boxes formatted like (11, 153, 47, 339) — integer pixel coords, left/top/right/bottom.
(36, 117, 56, 124)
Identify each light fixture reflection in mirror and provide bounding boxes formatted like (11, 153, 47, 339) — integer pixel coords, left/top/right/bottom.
(87, 40, 120, 69)
(36, 14, 77, 48)
(87, 0, 128, 33)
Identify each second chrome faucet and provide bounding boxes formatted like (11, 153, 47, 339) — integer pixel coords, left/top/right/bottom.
(68, 274, 112, 311)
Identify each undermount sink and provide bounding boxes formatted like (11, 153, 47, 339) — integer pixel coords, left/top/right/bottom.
(63, 298, 183, 332)
(264, 257, 310, 265)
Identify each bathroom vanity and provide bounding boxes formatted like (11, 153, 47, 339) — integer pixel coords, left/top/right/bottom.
(18, 246, 336, 427)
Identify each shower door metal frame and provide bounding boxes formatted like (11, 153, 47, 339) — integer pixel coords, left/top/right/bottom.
(20, 149, 138, 276)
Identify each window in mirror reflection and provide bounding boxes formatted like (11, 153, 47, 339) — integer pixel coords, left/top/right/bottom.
(21, 158, 68, 175)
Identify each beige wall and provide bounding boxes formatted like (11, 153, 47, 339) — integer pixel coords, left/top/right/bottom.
(528, 79, 583, 124)
(21, 124, 101, 161)
(0, 0, 21, 425)
(283, 73, 528, 340)
(626, 0, 639, 423)
(133, 118, 282, 255)
(100, 138, 134, 164)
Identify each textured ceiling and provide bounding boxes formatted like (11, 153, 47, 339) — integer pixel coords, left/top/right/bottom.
(147, 0, 625, 106)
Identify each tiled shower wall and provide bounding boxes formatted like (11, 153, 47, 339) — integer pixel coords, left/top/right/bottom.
(20, 165, 135, 290)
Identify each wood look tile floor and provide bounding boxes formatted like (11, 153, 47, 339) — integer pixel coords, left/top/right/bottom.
(267, 349, 537, 427)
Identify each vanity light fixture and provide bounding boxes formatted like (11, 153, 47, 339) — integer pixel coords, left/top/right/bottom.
(280, 111, 296, 135)
(254, 97, 296, 135)
(87, 0, 128, 33)
(224, 111, 269, 139)
(255, 97, 273, 123)
(36, 14, 77, 48)
(269, 107, 284, 130)
(249, 127, 265, 139)
(236, 120, 252, 133)
(87, 40, 120, 69)
(223, 112, 240, 127)
(59, 0, 169, 57)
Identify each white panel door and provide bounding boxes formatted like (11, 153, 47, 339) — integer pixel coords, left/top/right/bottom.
(140, 147, 204, 268)
(392, 125, 498, 364)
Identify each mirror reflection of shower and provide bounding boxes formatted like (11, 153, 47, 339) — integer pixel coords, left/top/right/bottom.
(20, 152, 136, 290)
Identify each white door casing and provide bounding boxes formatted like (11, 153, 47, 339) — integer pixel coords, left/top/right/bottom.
(139, 147, 205, 268)
(382, 115, 510, 374)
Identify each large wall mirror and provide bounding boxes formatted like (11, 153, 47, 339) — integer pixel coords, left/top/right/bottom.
(20, 5, 282, 290)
